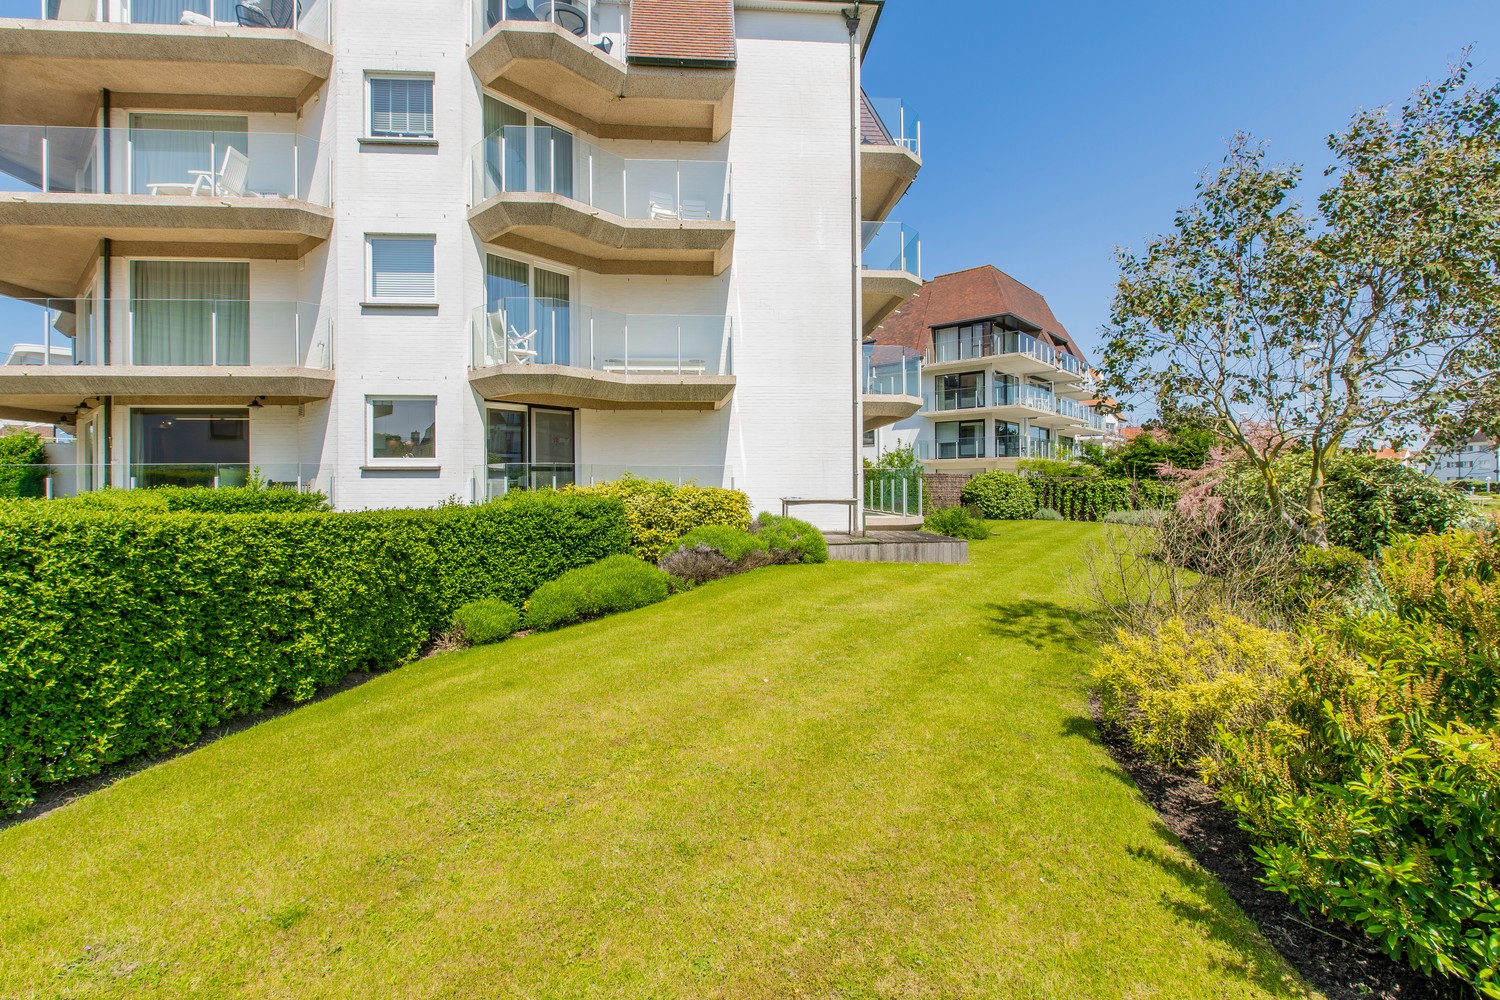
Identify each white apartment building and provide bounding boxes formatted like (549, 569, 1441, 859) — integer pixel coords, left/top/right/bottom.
(0, 0, 923, 528)
(863, 266, 1104, 474)
(1427, 434, 1499, 485)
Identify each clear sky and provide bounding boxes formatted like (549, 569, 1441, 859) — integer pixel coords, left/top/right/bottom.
(0, 0, 1496, 367)
(859, 0, 1500, 365)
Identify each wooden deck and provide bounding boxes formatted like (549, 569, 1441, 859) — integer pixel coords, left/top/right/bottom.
(824, 531, 968, 565)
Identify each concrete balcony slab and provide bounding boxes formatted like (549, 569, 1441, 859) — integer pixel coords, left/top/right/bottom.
(469, 363, 735, 411)
(469, 22, 734, 143)
(860, 144, 920, 223)
(862, 269, 921, 336)
(0, 194, 332, 298)
(0, 19, 333, 125)
(468, 191, 734, 277)
(0, 365, 334, 422)
(862, 392, 921, 431)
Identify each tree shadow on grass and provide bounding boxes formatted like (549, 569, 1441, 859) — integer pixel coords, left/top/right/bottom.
(982, 599, 1094, 655)
(1125, 844, 1312, 998)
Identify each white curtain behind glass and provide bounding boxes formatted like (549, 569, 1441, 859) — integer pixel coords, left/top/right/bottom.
(131, 261, 251, 365)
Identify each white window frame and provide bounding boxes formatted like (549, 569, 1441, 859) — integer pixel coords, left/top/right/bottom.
(365, 395, 439, 468)
(364, 234, 438, 307)
(364, 72, 437, 143)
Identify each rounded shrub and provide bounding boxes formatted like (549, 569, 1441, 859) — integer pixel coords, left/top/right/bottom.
(452, 597, 521, 645)
(1033, 507, 1064, 521)
(923, 505, 989, 540)
(751, 512, 829, 563)
(524, 555, 672, 631)
(670, 524, 768, 562)
(566, 478, 751, 560)
(961, 472, 1037, 520)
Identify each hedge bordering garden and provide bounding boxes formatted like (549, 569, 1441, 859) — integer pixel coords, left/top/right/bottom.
(0, 491, 632, 811)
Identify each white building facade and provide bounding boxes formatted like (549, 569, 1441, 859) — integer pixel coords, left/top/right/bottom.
(0, 0, 922, 527)
(1428, 434, 1499, 485)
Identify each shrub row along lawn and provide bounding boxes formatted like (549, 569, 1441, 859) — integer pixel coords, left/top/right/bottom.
(0, 523, 1312, 999)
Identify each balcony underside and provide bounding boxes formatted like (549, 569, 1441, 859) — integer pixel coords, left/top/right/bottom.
(862, 270, 921, 336)
(470, 363, 735, 411)
(469, 193, 734, 277)
(0, 195, 333, 298)
(0, 20, 333, 126)
(921, 456, 1021, 474)
(860, 145, 920, 223)
(862, 393, 921, 432)
(468, 23, 735, 143)
(0, 365, 334, 422)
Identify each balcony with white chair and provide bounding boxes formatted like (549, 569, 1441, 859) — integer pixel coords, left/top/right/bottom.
(468, 126, 734, 276)
(468, 298, 735, 410)
(0, 1, 332, 128)
(467, 0, 735, 144)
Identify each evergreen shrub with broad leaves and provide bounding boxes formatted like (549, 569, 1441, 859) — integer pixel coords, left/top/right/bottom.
(1206, 525, 1500, 996)
(961, 472, 1037, 520)
(565, 478, 750, 559)
(0, 430, 48, 499)
(523, 555, 672, 631)
(1028, 476, 1179, 522)
(56, 485, 329, 514)
(0, 491, 630, 812)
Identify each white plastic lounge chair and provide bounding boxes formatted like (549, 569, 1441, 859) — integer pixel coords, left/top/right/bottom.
(179, 11, 238, 25)
(147, 146, 251, 198)
(648, 191, 680, 220)
(506, 325, 539, 365)
(680, 198, 710, 220)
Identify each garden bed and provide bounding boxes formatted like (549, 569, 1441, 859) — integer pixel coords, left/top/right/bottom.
(1093, 699, 1472, 1000)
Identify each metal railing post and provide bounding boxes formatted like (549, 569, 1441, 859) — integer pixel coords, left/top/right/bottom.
(40, 128, 49, 193)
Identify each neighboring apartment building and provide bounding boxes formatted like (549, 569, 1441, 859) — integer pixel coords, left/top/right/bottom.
(864, 266, 1104, 473)
(1427, 434, 1499, 484)
(0, 0, 923, 527)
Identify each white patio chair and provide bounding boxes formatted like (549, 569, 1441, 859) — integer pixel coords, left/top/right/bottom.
(679, 198, 710, 220)
(506, 325, 539, 365)
(147, 147, 251, 198)
(648, 190, 680, 220)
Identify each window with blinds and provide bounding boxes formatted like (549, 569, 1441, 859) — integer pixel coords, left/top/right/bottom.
(369, 76, 434, 138)
(368, 236, 436, 300)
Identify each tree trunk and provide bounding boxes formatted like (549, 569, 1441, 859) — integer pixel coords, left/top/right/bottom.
(1305, 448, 1330, 549)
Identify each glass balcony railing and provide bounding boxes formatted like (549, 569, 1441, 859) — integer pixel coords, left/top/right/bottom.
(470, 126, 731, 220)
(2, 298, 332, 369)
(864, 97, 921, 157)
(1055, 351, 1084, 377)
(473, 0, 613, 52)
(919, 437, 986, 461)
(42, 0, 332, 41)
(0, 125, 329, 204)
(476, 463, 732, 501)
(864, 469, 923, 517)
(471, 299, 731, 375)
(0, 463, 325, 498)
(923, 382, 1057, 413)
(861, 221, 920, 276)
(862, 345, 920, 397)
(929, 329, 1055, 368)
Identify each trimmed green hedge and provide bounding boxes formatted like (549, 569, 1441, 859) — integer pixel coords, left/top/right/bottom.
(0, 491, 630, 811)
(961, 472, 1037, 520)
(56, 485, 329, 514)
(0, 431, 48, 499)
(1027, 476, 1178, 522)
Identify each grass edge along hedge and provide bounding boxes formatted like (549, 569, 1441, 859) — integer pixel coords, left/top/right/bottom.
(0, 491, 630, 813)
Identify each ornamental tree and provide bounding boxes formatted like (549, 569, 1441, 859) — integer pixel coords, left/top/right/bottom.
(1099, 60, 1500, 542)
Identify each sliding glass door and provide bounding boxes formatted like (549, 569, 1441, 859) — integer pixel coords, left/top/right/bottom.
(129, 113, 248, 195)
(485, 253, 572, 365)
(129, 408, 250, 489)
(481, 96, 573, 199)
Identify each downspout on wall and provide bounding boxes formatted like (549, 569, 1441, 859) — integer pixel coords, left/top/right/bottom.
(844, 6, 863, 534)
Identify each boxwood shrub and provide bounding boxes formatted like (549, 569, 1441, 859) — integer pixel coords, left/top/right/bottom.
(523, 555, 672, 631)
(452, 598, 521, 646)
(566, 478, 751, 559)
(751, 512, 829, 564)
(0, 490, 629, 812)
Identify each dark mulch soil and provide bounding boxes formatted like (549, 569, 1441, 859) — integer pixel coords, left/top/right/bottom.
(1, 670, 382, 833)
(1092, 701, 1475, 1000)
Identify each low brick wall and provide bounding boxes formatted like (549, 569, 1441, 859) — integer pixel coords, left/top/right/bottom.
(922, 473, 972, 511)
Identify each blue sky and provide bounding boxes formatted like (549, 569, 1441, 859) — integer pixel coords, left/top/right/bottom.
(2, 1, 1496, 365)
(859, 0, 1500, 364)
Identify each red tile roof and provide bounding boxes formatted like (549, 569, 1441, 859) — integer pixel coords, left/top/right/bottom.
(627, 0, 736, 66)
(869, 265, 1086, 363)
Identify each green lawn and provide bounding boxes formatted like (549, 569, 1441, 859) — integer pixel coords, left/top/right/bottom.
(0, 522, 1312, 999)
